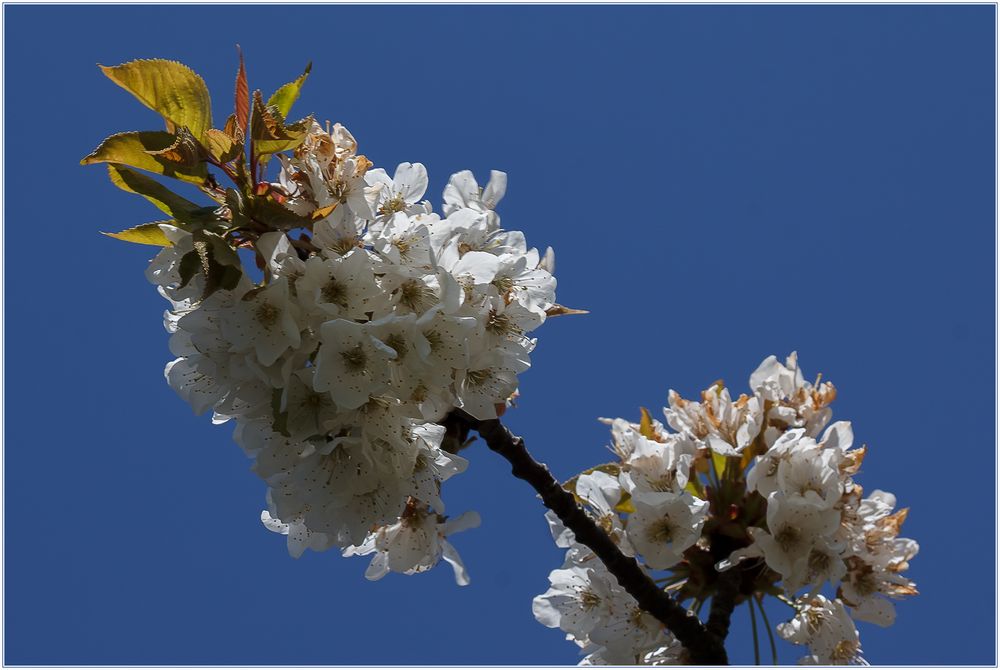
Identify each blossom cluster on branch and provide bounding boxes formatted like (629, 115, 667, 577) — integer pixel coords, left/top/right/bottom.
(156, 128, 558, 580)
(532, 353, 918, 665)
(85, 56, 918, 666)
(83, 57, 560, 585)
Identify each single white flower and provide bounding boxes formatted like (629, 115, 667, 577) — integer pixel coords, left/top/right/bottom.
(345, 507, 480, 585)
(626, 491, 708, 570)
(313, 319, 396, 410)
(777, 595, 866, 665)
(751, 491, 841, 583)
(221, 277, 302, 366)
(295, 250, 381, 321)
(456, 353, 521, 420)
(442, 169, 507, 218)
(365, 162, 430, 221)
(620, 433, 698, 495)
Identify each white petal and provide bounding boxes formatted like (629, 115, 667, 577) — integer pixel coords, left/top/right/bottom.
(441, 540, 471, 586)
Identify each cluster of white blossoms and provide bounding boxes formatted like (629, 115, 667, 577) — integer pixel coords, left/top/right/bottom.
(533, 353, 917, 665)
(89, 57, 920, 667)
(148, 120, 557, 583)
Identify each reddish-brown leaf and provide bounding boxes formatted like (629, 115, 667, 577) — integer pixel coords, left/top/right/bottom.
(234, 46, 249, 136)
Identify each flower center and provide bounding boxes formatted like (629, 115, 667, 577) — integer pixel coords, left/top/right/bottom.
(487, 309, 519, 336)
(648, 472, 676, 492)
(831, 640, 860, 662)
(854, 567, 879, 596)
(645, 517, 674, 544)
(424, 329, 443, 352)
(393, 238, 411, 259)
(580, 589, 602, 610)
(774, 526, 801, 552)
(467, 369, 492, 387)
(399, 280, 433, 311)
(492, 275, 515, 295)
(379, 193, 407, 216)
(329, 179, 350, 204)
(255, 302, 281, 327)
(329, 237, 359, 256)
(807, 548, 831, 576)
(321, 278, 348, 307)
(384, 333, 408, 360)
(341, 344, 368, 373)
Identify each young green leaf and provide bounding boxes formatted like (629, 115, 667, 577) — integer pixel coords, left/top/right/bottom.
(251, 90, 311, 156)
(102, 221, 174, 246)
(267, 62, 312, 119)
(246, 193, 312, 229)
(99, 59, 213, 140)
(255, 117, 311, 156)
(222, 113, 243, 143)
(203, 128, 242, 163)
(147, 128, 201, 165)
(638, 407, 657, 440)
(178, 250, 201, 288)
(81, 131, 208, 184)
(107, 165, 222, 228)
(191, 231, 242, 301)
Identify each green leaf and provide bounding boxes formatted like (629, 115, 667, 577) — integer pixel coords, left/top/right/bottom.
(102, 221, 173, 246)
(203, 128, 242, 163)
(178, 240, 242, 301)
(638, 407, 657, 440)
(246, 193, 312, 229)
(222, 113, 243, 143)
(81, 131, 208, 184)
(711, 451, 729, 480)
(251, 90, 311, 156)
(106, 165, 223, 229)
(193, 231, 242, 301)
(613, 491, 636, 514)
(178, 250, 201, 288)
(219, 264, 242, 290)
(100, 59, 212, 140)
(107, 164, 200, 216)
(267, 62, 311, 119)
(685, 476, 705, 499)
(203, 229, 241, 267)
(254, 120, 310, 155)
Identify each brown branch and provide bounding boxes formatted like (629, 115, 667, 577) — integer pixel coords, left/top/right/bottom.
(705, 563, 741, 642)
(449, 411, 728, 665)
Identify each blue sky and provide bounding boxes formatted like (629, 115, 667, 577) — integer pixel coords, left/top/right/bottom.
(4, 4, 995, 665)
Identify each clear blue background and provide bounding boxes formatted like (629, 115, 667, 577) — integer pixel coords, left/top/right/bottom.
(5, 4, 995, 665)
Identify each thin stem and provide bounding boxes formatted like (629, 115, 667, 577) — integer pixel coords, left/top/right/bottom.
(748, 598, 761, 666)
(451, 411, 728, 664)
(287, 236, 319, 254)
(775, 593, 798, 609)
(249, 142, 258, 186)
(206, 156, 240, 185)
(755, 594, 778, 665)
